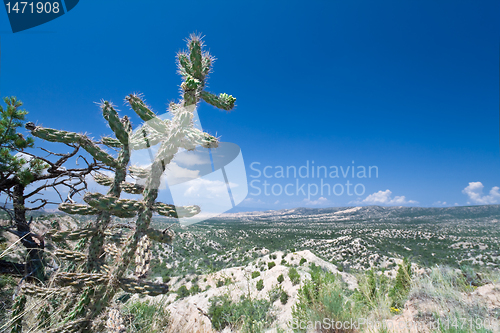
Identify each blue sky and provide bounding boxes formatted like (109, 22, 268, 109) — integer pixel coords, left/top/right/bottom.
(0, 0, 499, 212)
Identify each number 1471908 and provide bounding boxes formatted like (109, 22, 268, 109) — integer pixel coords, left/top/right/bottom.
(5, 2, 60, 14)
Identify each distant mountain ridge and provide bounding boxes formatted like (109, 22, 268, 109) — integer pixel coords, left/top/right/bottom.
(215, 205, 500, 222)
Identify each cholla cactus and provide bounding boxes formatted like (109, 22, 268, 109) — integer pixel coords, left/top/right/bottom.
(13, 34, 235, 333)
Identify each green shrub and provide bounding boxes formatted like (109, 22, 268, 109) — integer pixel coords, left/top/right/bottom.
(208, 294, 274, 332)
(252, 271, 261, 279)
(277, 274, 284, 284)
(268, 261, 276, 269)
(460, 264, 483, 287)
(280, 259, 287, 265)
(299, 258, 307, 265)
(256, 279, 264, 291)
(176, 285, 190, 299)
(354, 268, 391, 311)
(190, 284, 200, 295)
(270, 254, 277, 260)
(292, 264, 354, 333)
(288, 267, 301, 285)
(280, 291, 289, 305)
(122, 299, 170, 333)
(0, 275, 16, 327)
(216, 279, 225, 288)
(162, 274, 171, 284)
(389, 258, 412, 309)
(268, 286, 282, 303)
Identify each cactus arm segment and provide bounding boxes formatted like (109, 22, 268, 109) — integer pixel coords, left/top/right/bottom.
(101, 101, 129, 145)
(83, 193, 144, 216)
(27, 125, 119, 168)
(177, 52, 193, 77)
(58, 203, 100, 215)
(21, 284, 71, 298)
(54, 249, 87, 261)
(54, 272, 109, 288)
(101, 137, 122, 148)
(188, 35, 205, 81)
(128, 165, 150, 179)
(118, 278, 169, 296)
(46, 227, 98, 241)
(93, 174, 113, 186)
(182, 127, 219, 149)
(129, 123, 165, 150)
(134, 235, 151, 278)
(200, 91, 236, 111)
(126, 94, 170, 133)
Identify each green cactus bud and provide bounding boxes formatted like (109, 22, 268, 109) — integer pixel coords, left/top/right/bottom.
(101, 101, 129, 145)
(200, 91, 236, 111)
(58, 203, 100, 215)
(181, 74, 202, 91)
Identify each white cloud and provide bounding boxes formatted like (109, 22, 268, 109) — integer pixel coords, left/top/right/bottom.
(462, 182, 500, 204)
(303, 197, 328, 206)
(173, 151, 211, 167)
(162, 162, 200, 186)
(181, 178, 237, 199)
(433, 201, 448, 206)
(351, 189, 418, 205)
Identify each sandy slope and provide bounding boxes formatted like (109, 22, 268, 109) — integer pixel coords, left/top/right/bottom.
(148, 250, 357, 333)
